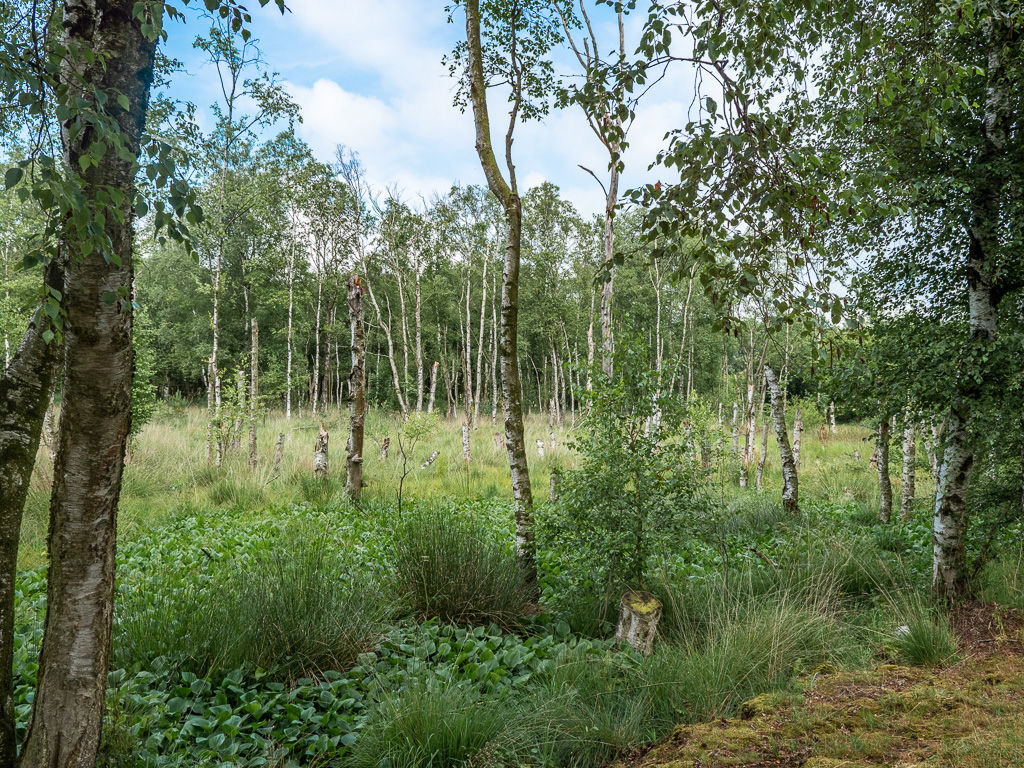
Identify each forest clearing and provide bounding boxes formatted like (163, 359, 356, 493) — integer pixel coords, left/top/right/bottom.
(2, 0, 1023, 767)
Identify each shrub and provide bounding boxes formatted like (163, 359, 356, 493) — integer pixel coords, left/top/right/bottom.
(552, 339, 715, 593)
(389, 506, 530, 629)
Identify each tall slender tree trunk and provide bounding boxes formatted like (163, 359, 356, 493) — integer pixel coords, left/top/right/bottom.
(473, 254, 488, 429)
(20, 5, 155, 763)
(491, 266, 499, 422)
(369, 283, 407, 418)
(877, 416, 893, 523)
(312, 278, 322, 418)
(415, 263, 424, 413)
(285, 238, 295, 419)
(765, 366, 798, 514)
(0, 259, 63, 767)
(398, 273, 410, 397)
(346, 276, 366, 501)
(464, 0, 535, 591)
(755, 386, 769, 491)
(248, 319, 258, 469)
(932, 16, 1011, 600)
(900, 409, 916, 521)
(428, 361, 439, 414)
(600, 167, 617, 377)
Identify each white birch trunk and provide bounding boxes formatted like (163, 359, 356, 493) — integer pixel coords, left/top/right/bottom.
(473, 255, 488, 429)
(900, 409, 916, 521)
(764, 366, 798, 514)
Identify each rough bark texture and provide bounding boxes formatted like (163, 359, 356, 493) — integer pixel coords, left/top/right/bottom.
(314, 424, 329, 481)
(931, 15, 1011, 601)
(20, 4, 155, 765)
(273, 432, 285, 474)
(877, 417, 893, 524)
(900, 411, 916, 521)
(792, 407, 803, 471)
(463, 0, 535, 592)
(346, 276, 366, 501)
(613, 591, 662, 657)
(765, 367, 798, 514)
(0, 261, 63, 768)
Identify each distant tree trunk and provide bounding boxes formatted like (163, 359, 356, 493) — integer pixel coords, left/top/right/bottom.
(600, 154, 618, 379)
(286, 239, 295, 419)
(741, 384, 755, 488)
(792, 407, 803, 471)
(248, 319, 258, 469)
(764, 366, 798, 514)
(877, 416, 893, 523)
(461, 349, 472, 461)
(472, 254, 488, 429)
(427, 361, 439, 414)
(900, 409, 916, 520)
(415, 261, 424, 413)
(0, 259, 63, 767)
(464, 0, 535, 593)
(755, 387, 769, 492)
(19, 3, 156, 762)
(314, 424, 329, 481)
(398, 273, 410, 397)
(346, 276, 366, 501)
(829, 400, 837, 434)
(731, 402, 740, 454)
(491, 268, 499, 422)
(312, 277, 322, 418)
(362, 275, 408, 419)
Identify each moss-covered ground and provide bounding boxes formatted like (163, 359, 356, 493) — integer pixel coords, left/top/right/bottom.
(624, 604, 1024, 768)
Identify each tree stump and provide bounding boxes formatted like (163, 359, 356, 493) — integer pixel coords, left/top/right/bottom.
(613, 591, 663, 657)
(536, 439, 545, 459)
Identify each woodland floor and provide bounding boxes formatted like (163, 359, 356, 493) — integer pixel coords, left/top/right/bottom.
(620, 603, 1024, 768)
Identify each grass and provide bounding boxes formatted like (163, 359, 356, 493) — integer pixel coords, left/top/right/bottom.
(16, 405, 1018, 767)
(389, 505, 532, 630)
(115, 523, 390, 679)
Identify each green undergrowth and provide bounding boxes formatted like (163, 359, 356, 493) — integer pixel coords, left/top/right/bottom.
(8, 489, 1001, 767)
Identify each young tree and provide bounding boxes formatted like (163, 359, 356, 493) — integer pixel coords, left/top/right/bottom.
(452, 0, 563, 590)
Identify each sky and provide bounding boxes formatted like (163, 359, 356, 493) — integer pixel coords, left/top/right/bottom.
(160, 0, 697, 219)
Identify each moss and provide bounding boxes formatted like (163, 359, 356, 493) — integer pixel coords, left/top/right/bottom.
(622, 590, 662, 614)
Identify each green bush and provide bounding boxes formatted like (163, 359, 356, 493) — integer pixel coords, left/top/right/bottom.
(551, 340, 715, 593)
(389, 506, 530, 630)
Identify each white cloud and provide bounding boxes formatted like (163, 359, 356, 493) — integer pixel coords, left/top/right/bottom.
(258, 0, 695, 217)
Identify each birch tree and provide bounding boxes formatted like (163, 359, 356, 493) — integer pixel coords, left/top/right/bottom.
(452, 0, 564, 591)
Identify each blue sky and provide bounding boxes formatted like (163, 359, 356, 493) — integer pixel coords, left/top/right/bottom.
(160, 1, 695, 218)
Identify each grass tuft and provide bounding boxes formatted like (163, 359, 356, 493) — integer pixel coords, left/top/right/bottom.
(389, 506, 531, 630)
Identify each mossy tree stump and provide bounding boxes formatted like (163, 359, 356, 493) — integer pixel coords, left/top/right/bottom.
(614, 590, 663, 657)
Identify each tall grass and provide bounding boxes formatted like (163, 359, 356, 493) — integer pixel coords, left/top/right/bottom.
(115, 529, 390, 678)
(389, 506, 531, 629)
(349, 683, 524, 768)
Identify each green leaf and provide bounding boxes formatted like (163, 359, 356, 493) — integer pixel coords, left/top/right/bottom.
(4, 167, 23, 189)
